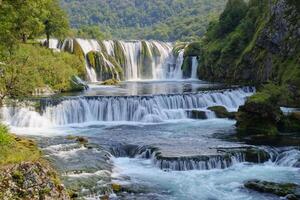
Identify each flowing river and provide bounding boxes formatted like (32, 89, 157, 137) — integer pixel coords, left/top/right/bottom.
(1, 39, 299, 200)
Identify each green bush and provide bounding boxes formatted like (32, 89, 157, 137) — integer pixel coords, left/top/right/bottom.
(0, 124, 12, 145)
(0, 44, 86, 101)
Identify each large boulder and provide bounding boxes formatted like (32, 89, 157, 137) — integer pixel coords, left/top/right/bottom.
(236, 92, 283, 136)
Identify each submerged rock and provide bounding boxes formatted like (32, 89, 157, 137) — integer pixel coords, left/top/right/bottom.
(244, 180, 300, 199)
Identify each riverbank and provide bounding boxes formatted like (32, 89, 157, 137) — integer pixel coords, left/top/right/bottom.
(0, 124, 70, 200)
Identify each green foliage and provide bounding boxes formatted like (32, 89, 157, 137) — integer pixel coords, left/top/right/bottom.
(0, 125, 41, 165)
(44, 0, 70, 43)
(199, 0, 269, 81)
(249, 84, 292, 105)
(60, 0, 226, 41)
(217, 0, 248, 37)
(0, 44, 85, 103)
(75, 26, 111, 41)
(0, 124, 12, 145)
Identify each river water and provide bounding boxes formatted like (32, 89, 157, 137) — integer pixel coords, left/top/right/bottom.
(1, 80, 299, 200)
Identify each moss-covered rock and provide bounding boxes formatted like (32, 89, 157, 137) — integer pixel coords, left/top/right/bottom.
(184, 42, 201, 57)
(244, 180, 300, 199)
(101, 78, 119, 85)
(236, 100, 282, 136)
(279, 112, 300, 132)
(140, 41, 153, 79)
(236, 84, 292, 136)
(208, 106, 236, 119)
(182, 57, 192, 78)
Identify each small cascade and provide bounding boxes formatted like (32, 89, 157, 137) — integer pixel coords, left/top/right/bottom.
(170, 50, 184, 79)
(191, 57, 198, 79)
(261, 147, 300, 167)
(75, 39, 99, 82)
(1, 87, 254, 128)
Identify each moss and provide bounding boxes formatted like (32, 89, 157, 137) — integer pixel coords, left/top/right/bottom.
(208, 106, 236, 119)
(73, 40, 85, 62)
(101, 78, 119, 85)
(184, 42, 202, 57)
(182, 57, 192, 78)
(113, 41, 127, 68)
(245, 180, 299, 198)
(140, 41, 153, 79)
(111, 183, 122, 192)
(279, 112, 300, 132)
(0, 126, 41, 165)
(12, 171, 25, 186)
(172, 42, 187, 56)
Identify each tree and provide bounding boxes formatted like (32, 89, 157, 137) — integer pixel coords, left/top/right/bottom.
(217, 0, 248, 36)
(44, 0, 70, 46)
(75, 26, 109, 40)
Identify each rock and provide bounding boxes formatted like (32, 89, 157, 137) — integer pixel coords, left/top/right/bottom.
(111, 183, 122, 193)
(279, 112, 300, 132)
(70, 75, 88, 92)
(186, 110, 207, 119)
(66, 135, 88, 145)
(244, 180, 300, 199)
(101, 79, 119, 86)
(243, 148, 270, 163)
(0, 162, 70, 200)
(208, 106, 236, 119)
(236, 91, 283, 136)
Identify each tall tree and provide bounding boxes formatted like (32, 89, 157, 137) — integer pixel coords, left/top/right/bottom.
(44, 0, 70, 46)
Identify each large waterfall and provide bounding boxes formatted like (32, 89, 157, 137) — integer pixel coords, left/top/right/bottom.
(1, 87, 254, 128)
(43, 39, 194, 82)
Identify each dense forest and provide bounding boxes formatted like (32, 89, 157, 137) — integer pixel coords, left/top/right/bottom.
(60, 0, 226, 41)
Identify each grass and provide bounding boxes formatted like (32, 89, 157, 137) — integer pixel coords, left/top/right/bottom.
(0, 124, 41, 165)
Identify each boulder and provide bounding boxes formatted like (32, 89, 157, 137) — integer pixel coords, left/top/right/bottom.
(208, 106, 236, 119)
(244, 180, 300, 199)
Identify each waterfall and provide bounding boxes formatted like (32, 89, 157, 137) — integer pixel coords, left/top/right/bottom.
(170, 50, 184, 79)
(191, 57, 198, 79)
(75, 39, 99, 82)
(41, 38, 199, 82)
(1, 87, 254, 128)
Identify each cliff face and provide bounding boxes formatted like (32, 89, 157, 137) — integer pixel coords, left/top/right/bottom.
(198, 0, 300, 102)
(235, 0, 300, 83)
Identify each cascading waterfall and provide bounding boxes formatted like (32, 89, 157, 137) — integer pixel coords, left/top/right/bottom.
(41, 38, 194, 82)
(75, 39, 99, 82)
(1, 87, 254, 128)
(191, 57, 198, 79)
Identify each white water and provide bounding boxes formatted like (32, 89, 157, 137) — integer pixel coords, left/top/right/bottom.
(113, 157, 300, 200)
(42, 39, 198, 82)
(1, 87, 254, 128)
(191, 57, 198, 79)
(75, 39, 99, 82)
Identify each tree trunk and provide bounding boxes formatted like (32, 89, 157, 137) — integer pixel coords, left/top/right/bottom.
(22, 34, 27, 43)
(46, 33, 50, 48)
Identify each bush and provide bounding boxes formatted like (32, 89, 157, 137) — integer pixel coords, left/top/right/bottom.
(0, 44, 86, 102)
(0, 124, 12, 145)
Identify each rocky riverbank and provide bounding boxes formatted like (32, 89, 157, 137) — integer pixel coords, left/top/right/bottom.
(0, 125, 70, 200)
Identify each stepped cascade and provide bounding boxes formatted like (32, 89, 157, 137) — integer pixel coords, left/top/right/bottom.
(1, 87, 254, 128)
(42, 39, 198, 82)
